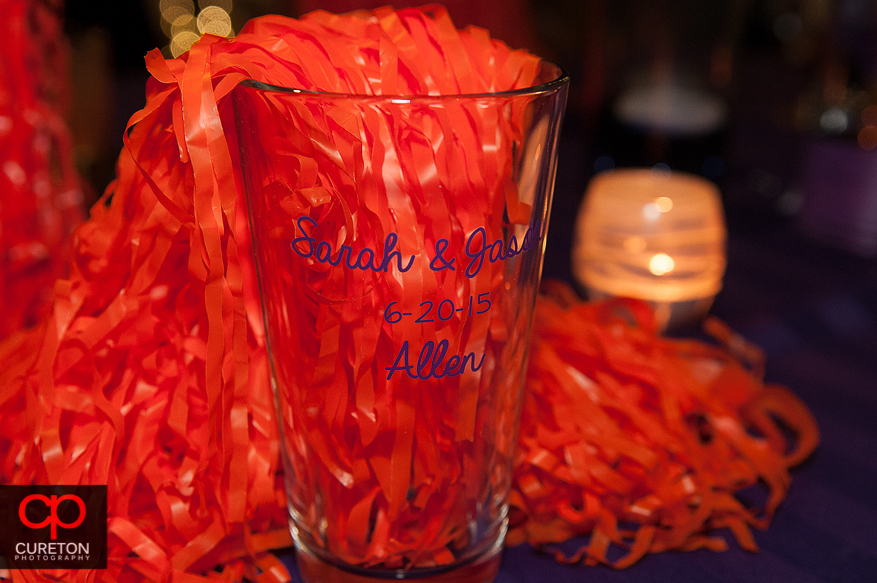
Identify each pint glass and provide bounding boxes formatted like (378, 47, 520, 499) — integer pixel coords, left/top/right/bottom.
(234, 63, 568, 582)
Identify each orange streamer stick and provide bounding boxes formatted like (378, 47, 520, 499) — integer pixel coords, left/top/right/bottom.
(508, 282, 820, 568)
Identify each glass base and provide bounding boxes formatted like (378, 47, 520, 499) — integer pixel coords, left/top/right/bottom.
(295, 543, 502, 583)
(584, 287, 716, 332)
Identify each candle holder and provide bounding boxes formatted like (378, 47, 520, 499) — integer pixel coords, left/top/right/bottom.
(573, 168, 726, 330)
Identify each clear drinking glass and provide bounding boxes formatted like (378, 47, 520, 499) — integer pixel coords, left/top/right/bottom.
(233, 63, 568, 582)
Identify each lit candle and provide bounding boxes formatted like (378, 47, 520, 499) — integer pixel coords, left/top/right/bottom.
(573, 168, 727, 330)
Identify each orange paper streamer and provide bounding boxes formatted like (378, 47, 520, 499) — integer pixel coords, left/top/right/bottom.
(507, 281, 820, 567)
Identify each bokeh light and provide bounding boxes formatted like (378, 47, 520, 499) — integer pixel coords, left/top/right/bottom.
(160, 0, 194, 24)
(655, 196, 673, 213)
(160, 0, 195, 38)
(171, 14, 197, 38)
(197, 6, 232, 37)
(160, 0, 235, 58)
(819, 106, 848, 133)
(858, 125, 877, 150)
(650, 162, 671, 179)
(649, 253, 675, 276)
(642, 202, 661, 221)
(171, 31, 201, 58)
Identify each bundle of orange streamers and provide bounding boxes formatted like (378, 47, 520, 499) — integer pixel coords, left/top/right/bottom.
(507, 281, 819, 568)
(0, 0, 84, 339)
(0, 6, 545, 581)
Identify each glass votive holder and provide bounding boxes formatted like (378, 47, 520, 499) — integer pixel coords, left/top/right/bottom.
(572, 168, 727, 330)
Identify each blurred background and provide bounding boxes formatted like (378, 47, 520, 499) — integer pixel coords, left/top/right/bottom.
(63, 0, 877, 281)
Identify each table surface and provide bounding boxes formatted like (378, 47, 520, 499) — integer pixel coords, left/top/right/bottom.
(279, 113, 877, 582)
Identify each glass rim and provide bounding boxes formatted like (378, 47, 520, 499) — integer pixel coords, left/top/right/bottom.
(237, 63, 569, 101)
